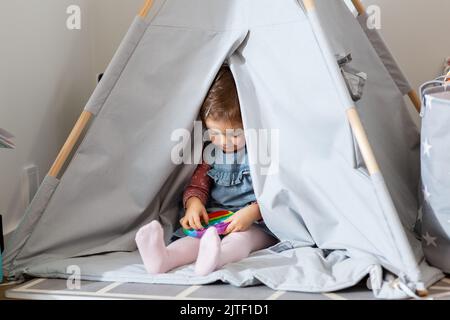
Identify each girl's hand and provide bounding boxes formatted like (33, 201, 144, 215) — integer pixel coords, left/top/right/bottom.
(181, 197, 209, 230)
(223, 203, 262, 234)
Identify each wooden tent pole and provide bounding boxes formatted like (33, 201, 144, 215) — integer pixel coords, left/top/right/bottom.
(350, 0, 421, 113)
(350, 0, 366, 16)
(139, 0, 154, 18)
(346, 108, 380, 175)
(407, 90, 422, 113)
(48, 111, 92, 178)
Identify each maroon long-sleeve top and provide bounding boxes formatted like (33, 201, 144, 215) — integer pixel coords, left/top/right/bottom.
(182, 160, 213, 209)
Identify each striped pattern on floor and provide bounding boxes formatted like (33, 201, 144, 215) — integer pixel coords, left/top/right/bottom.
(5, 277, 450, 300)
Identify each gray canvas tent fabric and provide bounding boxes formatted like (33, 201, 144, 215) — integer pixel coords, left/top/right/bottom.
(3, 0, 444, 299)
(356, 13, 411, 96)
(419, 78, 450, 273)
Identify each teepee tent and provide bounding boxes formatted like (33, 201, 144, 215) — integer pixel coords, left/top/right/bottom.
(4, 0, 444, 299)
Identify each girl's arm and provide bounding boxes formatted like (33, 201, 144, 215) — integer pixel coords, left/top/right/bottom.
(223, 202, 262, 234)
(250, 201, 264, 222)
(244, 202, 262, 222)
(183, 160, 212, 208)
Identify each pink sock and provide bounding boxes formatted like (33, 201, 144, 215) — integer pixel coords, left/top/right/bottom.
(135, 220, 200, 274)
(195, 227, 221, 276)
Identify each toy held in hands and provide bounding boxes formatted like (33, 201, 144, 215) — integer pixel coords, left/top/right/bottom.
(183, 210, 234, 238)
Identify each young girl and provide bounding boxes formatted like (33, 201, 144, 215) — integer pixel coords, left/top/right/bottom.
(135, 66, 278, 276)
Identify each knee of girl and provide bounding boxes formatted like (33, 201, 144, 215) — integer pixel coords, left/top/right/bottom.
(223, 231, 250, 243)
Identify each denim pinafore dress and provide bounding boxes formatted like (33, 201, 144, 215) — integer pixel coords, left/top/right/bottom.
(172, 146, 275, 239)
(206, 146, 256, 212)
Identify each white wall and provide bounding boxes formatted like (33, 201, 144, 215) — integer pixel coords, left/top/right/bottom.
(0, 0, 142, 235)
(0, 0, 95, 234)
(89, 0, 142, 76)
(363, 0, 450, 91)
(1, 0, 449, 235)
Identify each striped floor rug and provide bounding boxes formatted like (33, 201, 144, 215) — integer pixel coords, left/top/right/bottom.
(4, 277, 450, 300)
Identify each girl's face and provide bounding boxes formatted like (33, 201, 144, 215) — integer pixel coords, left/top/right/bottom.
(205, 118, 246, 153)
